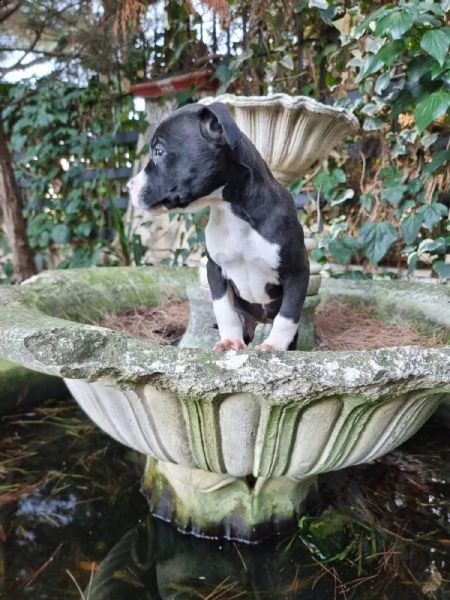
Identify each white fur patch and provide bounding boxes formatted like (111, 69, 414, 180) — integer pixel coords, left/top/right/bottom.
(127, 170, 147, 209)
(127, 171, 220, 214)
(260, 314, 299, 351)
(213, 294, 245, 344)
(205, 203, 280, 305)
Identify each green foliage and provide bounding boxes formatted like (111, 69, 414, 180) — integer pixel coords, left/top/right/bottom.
(359, 222, 398, 264)
(313, 165, 355, 206)
(309, 0, 450, 278)
(4, 78, 147, 271)
(1, 0, 448, 280)
(312, 217, 360, 265)
(351, 0, 450, 133)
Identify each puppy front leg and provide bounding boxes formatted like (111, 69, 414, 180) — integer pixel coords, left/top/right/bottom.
(207, 257, 247, 352)
(256, 272, 309, 352)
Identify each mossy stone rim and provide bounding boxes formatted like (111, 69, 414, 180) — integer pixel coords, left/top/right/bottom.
(0, 267, 447, 402)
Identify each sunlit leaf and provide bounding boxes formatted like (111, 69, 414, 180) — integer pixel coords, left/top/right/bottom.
(420, 29, 450, 67)
(417, 237, 447, 254)
(330, 189, 355, 205)
(280, 54, 294, 70)
(375, 9, 414, 40)
(407, 251, 419, 276)
(414, 91, 450, 132)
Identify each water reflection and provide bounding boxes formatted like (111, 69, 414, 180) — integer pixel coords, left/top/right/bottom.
(2, 397, 450, 599)
(86, 516, 340, 600)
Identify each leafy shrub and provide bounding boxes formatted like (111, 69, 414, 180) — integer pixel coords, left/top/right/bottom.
(3, 78, 147, 270)
(307, 0, 450, 279)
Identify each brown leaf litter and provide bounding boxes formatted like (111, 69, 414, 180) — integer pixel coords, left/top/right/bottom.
(99, 299, 446, 350)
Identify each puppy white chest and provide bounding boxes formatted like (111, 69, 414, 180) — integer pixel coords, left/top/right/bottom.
(205, 205, 280, 304)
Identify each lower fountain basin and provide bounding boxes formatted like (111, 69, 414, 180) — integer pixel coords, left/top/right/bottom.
(0, 267, 448, 540)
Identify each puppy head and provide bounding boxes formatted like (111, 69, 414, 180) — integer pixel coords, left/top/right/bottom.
(127, 102, 241, 212)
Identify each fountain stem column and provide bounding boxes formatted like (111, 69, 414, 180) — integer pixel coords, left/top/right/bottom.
(143, 458, 318, 542)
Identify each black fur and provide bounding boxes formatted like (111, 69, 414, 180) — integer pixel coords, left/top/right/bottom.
(131, 101, 310, 350)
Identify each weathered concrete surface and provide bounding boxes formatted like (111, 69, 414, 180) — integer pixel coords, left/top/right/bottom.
(0, 267, 447, 470)
(320, 277, 450, 331)
(143, 458, 317, 542)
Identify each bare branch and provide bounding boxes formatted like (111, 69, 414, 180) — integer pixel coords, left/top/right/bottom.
(0, 50, 82, 77)
(0, 0, 21, 24)
(0, 0, 86, 73)
(0, 46, 76, 58)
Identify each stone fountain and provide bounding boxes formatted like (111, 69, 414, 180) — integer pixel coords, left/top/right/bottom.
(0, 95, 449, 543)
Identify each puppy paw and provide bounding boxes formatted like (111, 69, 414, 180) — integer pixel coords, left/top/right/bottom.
(214, 339, 247, 352)
(254, 343, 278, 351)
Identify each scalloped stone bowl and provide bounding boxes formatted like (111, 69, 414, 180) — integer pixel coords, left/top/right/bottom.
(200, 93, 360, 185)
(0, 267, 448, 542)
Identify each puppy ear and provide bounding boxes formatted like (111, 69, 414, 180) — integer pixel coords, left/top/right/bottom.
(199, 102, 241, 149)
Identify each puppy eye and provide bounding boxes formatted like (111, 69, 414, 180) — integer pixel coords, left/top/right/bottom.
(152, 147, 165, 158)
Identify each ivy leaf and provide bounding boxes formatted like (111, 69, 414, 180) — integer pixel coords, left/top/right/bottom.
(353, 6, 392, 39)
(330, 189, 355, 206)
(407, 56, 436, 83)
(359, 40, 404, 80)
(280, 54, 294, 70)
(417, 237, 446, 254)
(359, 222, 398, 264)
(329, 236, 359, 265)
(422, 150, 450, 176)
(414, 91, 450, 132)
(51, 224, 71, 244)
(420, 29, 450, 67)
(37, 110, 53, 128)
(374, 72, 391, 95)
(375, 10, 414, 41)
(11, 134, 27, 152)
(400, 213, 424, 244)
(360, 192, 374, 212)
(420, 133, 438, 148)
(381, 182, 407, 206)
(313, 168, 346, 197)
(431, 58, 450, 79)
(417, 203, 448, 229)
(432, 261, 450, 280)
(407, 251, 420, 276)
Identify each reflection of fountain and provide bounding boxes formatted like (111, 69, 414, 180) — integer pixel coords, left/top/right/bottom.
(0, 267, 449, 542)
(83, 516, 327, 599)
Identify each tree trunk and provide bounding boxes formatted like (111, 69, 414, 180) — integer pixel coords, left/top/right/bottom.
(0, 114, 37, 282)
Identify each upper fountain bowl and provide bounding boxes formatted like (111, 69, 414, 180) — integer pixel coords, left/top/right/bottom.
(200, 93, 360, 185)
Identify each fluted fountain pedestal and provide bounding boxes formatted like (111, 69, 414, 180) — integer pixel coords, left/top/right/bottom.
(143, 459, 317, 541)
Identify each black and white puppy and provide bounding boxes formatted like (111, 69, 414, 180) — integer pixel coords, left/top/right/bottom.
(127, 102, 310, 351)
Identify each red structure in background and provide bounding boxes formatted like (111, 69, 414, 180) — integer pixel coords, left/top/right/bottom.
(129, 69, 219, 99)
